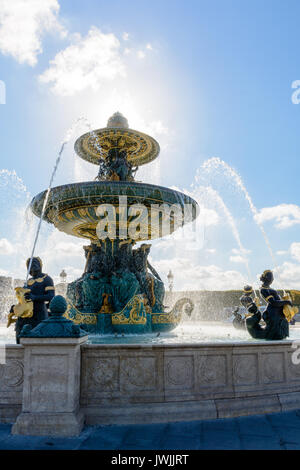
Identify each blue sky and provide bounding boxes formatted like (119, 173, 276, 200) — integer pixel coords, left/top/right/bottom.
(0, 0, 300, 291)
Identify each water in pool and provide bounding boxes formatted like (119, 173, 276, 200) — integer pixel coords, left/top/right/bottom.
(2, 322, 299, 345)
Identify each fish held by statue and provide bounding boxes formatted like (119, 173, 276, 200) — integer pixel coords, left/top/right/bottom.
(6, 287, 33, 328)
(282, 292, 299, 322)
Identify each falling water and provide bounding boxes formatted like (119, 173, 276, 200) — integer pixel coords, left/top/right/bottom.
(78, 116, 104, 159)
(201, 157, 277, 269)
(192, 184, 254, 287)
(25, 117, 90, 285)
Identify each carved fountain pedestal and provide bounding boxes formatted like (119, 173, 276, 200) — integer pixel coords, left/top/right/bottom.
(12, 296, 88, 437)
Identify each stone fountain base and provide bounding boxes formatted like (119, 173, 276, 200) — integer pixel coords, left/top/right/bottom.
(1, 338, 300, 435)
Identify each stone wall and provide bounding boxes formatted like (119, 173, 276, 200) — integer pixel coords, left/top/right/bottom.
(0, 345, 24, 423)
(80, 340, 300, 425)
(1, 340, 300, 431)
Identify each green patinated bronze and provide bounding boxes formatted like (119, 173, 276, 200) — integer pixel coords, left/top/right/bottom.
(29, 112, 198, 335)
(20, 295, 88, 338)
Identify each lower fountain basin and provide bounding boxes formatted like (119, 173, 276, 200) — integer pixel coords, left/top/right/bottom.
(2, 323, 300, 426)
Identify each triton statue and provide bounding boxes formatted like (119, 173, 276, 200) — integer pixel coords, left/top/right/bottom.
(241, 271, 297, 340)
(232, 306, 246, 330)
(8, 257, 55, 343)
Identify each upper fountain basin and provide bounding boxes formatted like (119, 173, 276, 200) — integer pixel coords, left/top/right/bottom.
(30, 181, 199, 242)
(75, 127, 160, 166)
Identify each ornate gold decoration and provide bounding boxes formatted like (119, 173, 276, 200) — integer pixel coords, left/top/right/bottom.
(45, 286, 55, 291)
(64, 302, 97, 325)
(75, 127, 160, 167)
(99, 293, 113, 314)
(111, 295, 147, 325)
(7, 287, 33, 328)
(27, 274, 47, 286)
(282, 293, 299, 322)
(151, 298, 194, 324)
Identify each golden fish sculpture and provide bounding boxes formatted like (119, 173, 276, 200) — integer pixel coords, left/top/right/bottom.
(282, 292, 298, 322)
(6, 287, 33, 328)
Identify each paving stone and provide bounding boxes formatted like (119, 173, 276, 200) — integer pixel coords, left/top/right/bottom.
(122, 423, 168, 447)
(165, 420, 202, 438)
(268, 411, 300, 429)
(1, 410, 300, 450)
(236, 415, 274, 437)
(159, 434, 201, 450)
(201, 430, 241, 450)
(79, 426, 129, 450)
(240, 435, 282, 450)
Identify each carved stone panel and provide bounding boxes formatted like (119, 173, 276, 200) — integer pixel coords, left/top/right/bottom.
(164, 355, 194, 391)
(287, 351, 300, 381)
(198, 354, 227, 388)
(120, 356, 157, 392)
(262, 352, 285, 384)
(233, 354, 258, 386)
(85, 357, 120, 392)
(0, 359, 24, 391)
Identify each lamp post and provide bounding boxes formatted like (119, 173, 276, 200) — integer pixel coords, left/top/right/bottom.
(167, 270, 174, 292)
(60, 269, 67, 284)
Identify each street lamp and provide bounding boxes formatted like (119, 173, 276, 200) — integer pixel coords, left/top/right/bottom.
(167, 270, 174, 292)
(60, 269, 67, 283)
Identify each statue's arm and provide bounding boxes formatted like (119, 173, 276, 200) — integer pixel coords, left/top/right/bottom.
(261, 288, 292, 307)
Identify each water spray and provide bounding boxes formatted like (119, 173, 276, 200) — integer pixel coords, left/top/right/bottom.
(25, 117, 91, 285)
(200, 157, 286, 293)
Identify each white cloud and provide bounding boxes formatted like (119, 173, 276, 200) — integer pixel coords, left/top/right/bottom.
(137, 50, 145, 59)
(122, 32, 129, 41)
(0, 238, 14, 255)
(276, 250, 288, 256)
(0, 0, 66, 66)
(231, 247, 251, 255)
(275, 262, 300, 289)
(146, 120, 169, 136)
(230, 255, 247, 264)
(290, 242, 300, 262)
(39, 26, 126, 95)
(153, 257, 246, 291)
(0, 268, 9, 276)
(255, 204, 300, 229)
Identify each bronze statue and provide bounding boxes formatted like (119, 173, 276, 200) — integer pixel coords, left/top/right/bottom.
(242, 271, 295, 340)
(9, 257, 55, 343)
(232, 306, 246, 330)
(96, 148, 137, 182)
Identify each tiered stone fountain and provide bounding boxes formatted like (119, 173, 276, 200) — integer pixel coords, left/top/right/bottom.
(30, 113, 197, 335)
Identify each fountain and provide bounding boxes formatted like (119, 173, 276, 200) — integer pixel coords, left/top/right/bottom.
(2, 115, 300, 437)
(30, 112, 197, 335)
